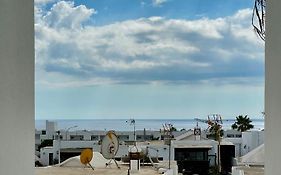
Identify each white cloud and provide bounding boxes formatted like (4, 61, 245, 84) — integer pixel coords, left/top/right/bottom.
(35, 2, 264, 88)
(43, 1, 96, 29)
(232, 9, 252, 22)
(152, 0, 167, 7)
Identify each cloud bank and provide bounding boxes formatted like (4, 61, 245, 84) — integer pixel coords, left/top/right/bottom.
(35, 1, 264, 88)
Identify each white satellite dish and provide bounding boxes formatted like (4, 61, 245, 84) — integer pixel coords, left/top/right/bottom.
(101, 130, 120, 168)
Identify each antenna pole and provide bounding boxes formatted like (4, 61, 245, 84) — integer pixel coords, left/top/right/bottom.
(59, 136, 61, 164)
(163, 123, 172, 169)
(168, 135, 171, 169)
(217, 128, 221, 173)
(134, 122, 136, 143)
(88, 163, 95, 170)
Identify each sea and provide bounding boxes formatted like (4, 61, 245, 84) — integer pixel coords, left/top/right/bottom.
(35, 119, 264, 131)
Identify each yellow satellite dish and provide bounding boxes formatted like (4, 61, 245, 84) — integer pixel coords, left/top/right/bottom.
(80, 148, 94, 170)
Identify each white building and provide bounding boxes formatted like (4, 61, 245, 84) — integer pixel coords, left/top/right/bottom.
(40, 147, 55, 166)
(241, 130, 264, 156)
(46, 120, 58, 139)
(223, 129, 264, 157)
(61, 129, 162, 142)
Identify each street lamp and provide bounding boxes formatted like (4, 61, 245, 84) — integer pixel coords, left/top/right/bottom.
(65, 125, 78, 140)
(126, 119, 136, 142)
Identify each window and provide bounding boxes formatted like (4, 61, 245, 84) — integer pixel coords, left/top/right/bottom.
(70, 135, 84, 141)
(41, 130, 46, 135)
(91, 135, 98, 140)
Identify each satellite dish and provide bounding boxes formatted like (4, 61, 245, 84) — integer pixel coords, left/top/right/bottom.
(80, 148, 94, 170)
(101, 130, 120, 168)
(101, 130, 119, 159)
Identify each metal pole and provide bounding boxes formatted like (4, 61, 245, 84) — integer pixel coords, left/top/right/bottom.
(168, 137, 171, 169)
(88, 163, 95, 170)
(57, 131, 61, 164)
(217, 129, 221, 173)
(134, 123, 136, 142)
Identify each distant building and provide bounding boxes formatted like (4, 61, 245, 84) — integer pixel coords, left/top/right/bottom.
(46, 120, 57, 139)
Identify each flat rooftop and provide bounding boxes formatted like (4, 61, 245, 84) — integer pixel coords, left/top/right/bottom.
(35, 165, 160, 175)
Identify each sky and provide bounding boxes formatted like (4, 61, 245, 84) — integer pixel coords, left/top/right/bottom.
(35, 0, 264, 120)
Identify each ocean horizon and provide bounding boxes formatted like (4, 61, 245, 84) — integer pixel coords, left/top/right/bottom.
(35, 118, 264, 131)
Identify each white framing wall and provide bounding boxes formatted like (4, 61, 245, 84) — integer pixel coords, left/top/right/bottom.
(265, 0, 281, 174)
(0, 0, 34, 174)
(0, 0, 280, 174)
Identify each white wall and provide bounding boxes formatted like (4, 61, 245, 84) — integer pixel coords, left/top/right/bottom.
(0, 0, 34, 175)
(40, 147, 54, 166)
(241, 131, 264, 156)
(265, 0, 281, 174)
(53, 140, 97, 150)
(232, 167, 245, 175)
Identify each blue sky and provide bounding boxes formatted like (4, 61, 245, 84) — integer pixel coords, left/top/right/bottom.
(35, 0, 264, 120)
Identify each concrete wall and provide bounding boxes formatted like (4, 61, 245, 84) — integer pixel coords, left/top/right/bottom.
(265, 0, 281, 174)
(0, 0, 34, 174)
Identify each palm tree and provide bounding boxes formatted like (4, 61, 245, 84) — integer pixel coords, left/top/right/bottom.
(231, 115, 254, 132)
(208, 123, 223, 141)
(207, 123, 223, 173)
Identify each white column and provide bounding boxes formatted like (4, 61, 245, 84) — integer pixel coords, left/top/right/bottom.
(0, 0, 34, 175)
(265, 0, 281, 174)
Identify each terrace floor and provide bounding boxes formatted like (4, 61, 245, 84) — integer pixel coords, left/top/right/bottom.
(35, 165, 160, 175)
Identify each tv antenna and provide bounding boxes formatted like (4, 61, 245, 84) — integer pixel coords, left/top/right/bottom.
(80, 148, 95, 171)
(101, 130, 120, 169)
(252, 0, 266, 41)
